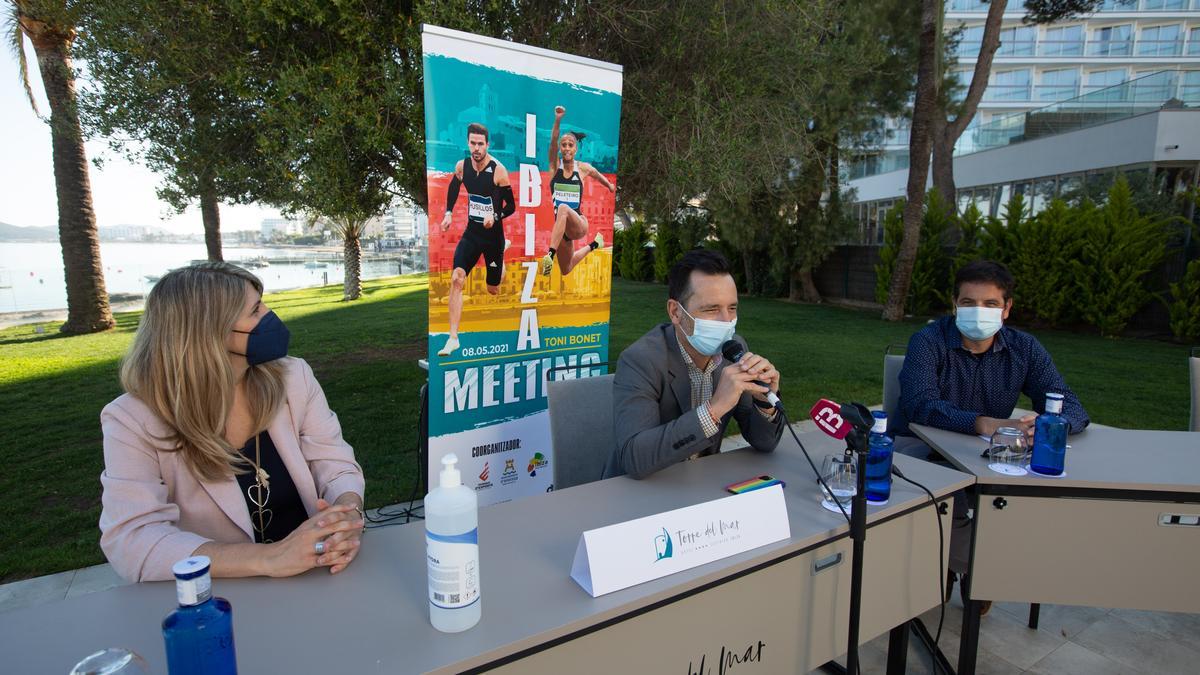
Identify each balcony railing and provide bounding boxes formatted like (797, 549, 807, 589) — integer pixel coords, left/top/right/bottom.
(948, 0, 1198, 11)
(850, 70, 1196, 181)
(958, 70, 1194, 155)
(957, 38, 1192, 59)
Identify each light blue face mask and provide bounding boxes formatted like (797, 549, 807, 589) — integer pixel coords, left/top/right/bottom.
(955, 306, 1003, 341)
(678, 304, 736, 356)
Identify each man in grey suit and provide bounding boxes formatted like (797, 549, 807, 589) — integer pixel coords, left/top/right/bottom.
(604, 250, 784, 479)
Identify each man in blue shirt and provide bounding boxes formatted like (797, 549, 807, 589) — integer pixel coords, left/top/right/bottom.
(895, 259, 1088, 448)
(894, 259, 1089, 613)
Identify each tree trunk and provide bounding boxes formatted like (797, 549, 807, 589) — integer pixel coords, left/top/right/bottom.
(25, 18, 114, 334)
(343, 232, 362, 301)
(199, 173, 223, 261)
(931, 0, 1007, 211)
(931, 115, 957, 211)
(882, 0, 940, 321)
(790, 268, 821, 303)
(742, 251, 755, 295)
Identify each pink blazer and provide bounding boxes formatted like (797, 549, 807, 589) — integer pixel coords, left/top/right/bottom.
(99, 357, 365, 582)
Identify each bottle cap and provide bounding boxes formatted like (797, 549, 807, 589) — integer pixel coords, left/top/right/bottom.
(440, 453, 462, 488)
(1045, 392, 1064, 414)
(172, 556, 211, 581)
(871, 410, 888, 434)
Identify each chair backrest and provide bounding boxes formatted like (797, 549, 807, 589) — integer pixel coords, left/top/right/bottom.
(1190, 350, 1200, 432)
(882, 353, 906, 420)
(547, 374, 615, 491)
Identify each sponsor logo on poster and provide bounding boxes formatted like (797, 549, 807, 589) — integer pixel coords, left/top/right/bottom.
(501, 458, 519, 486)
(527, 452, 548, 477)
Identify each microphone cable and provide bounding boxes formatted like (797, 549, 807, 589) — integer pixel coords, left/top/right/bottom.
(777, 404, 852, 527)
(777, 405, 860, 674)
(366, 383, 429, 529)
(891, 464, 948, 675)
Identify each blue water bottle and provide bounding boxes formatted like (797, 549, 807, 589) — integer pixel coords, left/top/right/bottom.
(162, 556, 237, 675)
(865, 411, 894, 504)
(1031, 392, 1068, 476)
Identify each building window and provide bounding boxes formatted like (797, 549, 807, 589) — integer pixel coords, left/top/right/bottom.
(1137, 25, 1183, 56)
(948, 0, 989, 10)
(1038, 68, 1080, 101)
(987, 69, 1032, 101)
(997, 25, 1037, 56)
(957, 25, 984, 58)
(1143, 1, 1188, 10)
(1132, 69, 1178, 101)
(1181, 71, 1200, 104)
(1090, 24, 1133, 56)
(1097, 0, 1137, 9)
(1031, 179, 1057, 215)
(1084, 68, 1128, 99)
(1189, 27, 1200, 56)
(1042, 25, 1083, 57)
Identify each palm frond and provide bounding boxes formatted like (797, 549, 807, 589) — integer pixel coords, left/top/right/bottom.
(5, 2, 39, 115)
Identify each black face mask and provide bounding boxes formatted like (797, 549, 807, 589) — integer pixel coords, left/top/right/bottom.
(231, 311, 290, 365)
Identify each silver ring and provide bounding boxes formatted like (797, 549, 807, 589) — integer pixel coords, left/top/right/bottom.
(314, 540, 326, 555)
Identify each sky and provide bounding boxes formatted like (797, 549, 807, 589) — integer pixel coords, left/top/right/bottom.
(0, 40, 280, 234)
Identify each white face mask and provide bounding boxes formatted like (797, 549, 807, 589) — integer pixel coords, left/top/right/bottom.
(678, 304, 736, 356)
(955, 306, 1003, 341)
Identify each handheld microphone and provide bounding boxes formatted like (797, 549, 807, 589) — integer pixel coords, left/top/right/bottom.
(809, 398, 852, 439)
(720, 340, 781, 408)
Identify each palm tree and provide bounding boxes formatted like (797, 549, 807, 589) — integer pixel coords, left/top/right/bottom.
(8, 1, 114, 333)
(331, 215, 370, 301)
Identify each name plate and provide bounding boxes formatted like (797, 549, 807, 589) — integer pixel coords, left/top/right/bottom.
(570, 485, 790, 597)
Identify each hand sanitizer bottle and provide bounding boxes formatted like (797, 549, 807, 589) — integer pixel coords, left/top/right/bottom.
(162, 556, 236, 674)
(425, 453, 481, 632)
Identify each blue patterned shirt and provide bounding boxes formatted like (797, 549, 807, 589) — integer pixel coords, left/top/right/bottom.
(893, 316, 1089, 436)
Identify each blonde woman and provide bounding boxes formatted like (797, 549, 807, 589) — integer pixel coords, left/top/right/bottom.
(99, 262, 365, 582)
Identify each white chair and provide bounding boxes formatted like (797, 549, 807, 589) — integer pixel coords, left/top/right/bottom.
(882, 345, 905, 420)
(547, 374, 615, 491)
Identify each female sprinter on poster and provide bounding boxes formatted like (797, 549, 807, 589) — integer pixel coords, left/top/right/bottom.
(539, 105, 615, 277)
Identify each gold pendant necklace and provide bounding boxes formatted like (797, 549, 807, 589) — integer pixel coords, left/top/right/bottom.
(245, 434, 273, 542)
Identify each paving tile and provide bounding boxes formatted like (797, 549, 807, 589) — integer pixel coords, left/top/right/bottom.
(0, 569, 75, 614)
(1027, 641, 1129, 675)
(1074, 613, 1200, 675)
(971, 603, 1067, 670)
(992, 602, 1111, 640)
(66, 563, 129, 599)
(1107, 608, 1200, 655)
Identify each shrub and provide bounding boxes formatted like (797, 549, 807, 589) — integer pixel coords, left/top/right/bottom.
(1007, 199, 1084, 326)
(1070, 176, 1172, 337)
(617, 219, 653, 282)
(874, 191, 953, 315)
(1166, 258, 1200, 342)
(653, 224, 683, 283)
(874, 200, 904, 306)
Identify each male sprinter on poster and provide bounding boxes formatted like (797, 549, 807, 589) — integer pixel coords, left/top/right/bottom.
(539, 105, 615, 277)
(438, 122, 516, 357)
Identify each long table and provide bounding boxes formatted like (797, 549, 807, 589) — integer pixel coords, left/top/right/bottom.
(1, 428, 971, 674)
(910, 423, 1200, 675)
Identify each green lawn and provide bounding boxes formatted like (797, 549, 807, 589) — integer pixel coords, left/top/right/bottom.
(0, 276, 1192, 582)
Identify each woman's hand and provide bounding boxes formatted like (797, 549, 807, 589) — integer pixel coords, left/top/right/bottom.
(316, 494, 365, 574)
(258, 502, 361, 577)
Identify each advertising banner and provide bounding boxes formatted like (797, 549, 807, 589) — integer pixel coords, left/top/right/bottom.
(421, 26, 622, 504)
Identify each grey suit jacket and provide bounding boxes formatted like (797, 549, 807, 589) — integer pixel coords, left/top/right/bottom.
(603, 323, 784, 479)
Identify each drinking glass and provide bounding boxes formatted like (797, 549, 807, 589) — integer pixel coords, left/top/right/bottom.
(819, 454, 857, 507)
(70, 648, 149, 675)
(987, 426, 1030, 476)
